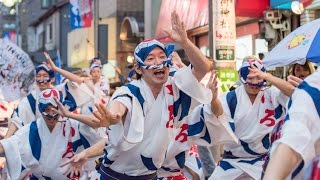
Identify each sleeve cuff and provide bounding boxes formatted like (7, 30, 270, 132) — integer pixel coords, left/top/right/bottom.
(271, 120, 315, 163)
(1, 137, 22, 180)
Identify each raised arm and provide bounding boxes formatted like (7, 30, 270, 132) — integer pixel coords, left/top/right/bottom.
(207, 71, 223, 117)
(248, 62, 295, 96)
(263, 143, 301, 180)
(53, 97, 100, 128)
(164, 11, 211, 81)
(172, 52, 186, 68)
(4, 122, 18, 139)
(43, 52, 83, 84)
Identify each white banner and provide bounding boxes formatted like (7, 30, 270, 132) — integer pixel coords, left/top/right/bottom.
(213, 0, 236, 61)
(68, 28, 93, 67)
(0, 39, 35, 102)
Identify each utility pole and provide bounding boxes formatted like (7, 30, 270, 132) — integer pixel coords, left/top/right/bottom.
(15, 2, 20, 46)
(209, 0, 238, 92)
(93, 0, 99, 58)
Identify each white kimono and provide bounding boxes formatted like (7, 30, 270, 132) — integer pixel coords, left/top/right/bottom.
(270, 69, 320, 180)
(11, 82, 93, 128)
(1, 117, 102, 180)
(182, 146, 205, 180)
(157, 103, 238, 179)
(209, 85, 288, 180)
(81, 77, 110, 116)
(97, 66, 213, 176)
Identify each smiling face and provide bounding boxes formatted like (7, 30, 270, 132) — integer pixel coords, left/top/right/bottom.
(90, 67, 102, 83)
(36, 70, 53, 90)
(42, 104, 60, 130)
(135, 47, 170, 88)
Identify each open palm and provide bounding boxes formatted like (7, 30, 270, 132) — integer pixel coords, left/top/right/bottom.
(43, 52, 57, 71)
(61, 151, 87, 178)
(93, 103, 121, 127)
(206, 71, 219, 101)
(163, 11, 188, 44)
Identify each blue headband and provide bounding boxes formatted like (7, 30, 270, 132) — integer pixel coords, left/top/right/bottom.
(134, 39, 175, 69)
(38, 89, 77, 117)
(38, 89, 63, 115)
(36, 64, 55, 79)
(239, 59, 266, 87)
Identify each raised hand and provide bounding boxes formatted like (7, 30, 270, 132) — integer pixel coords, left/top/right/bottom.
(247, 61, 266, 84)
(163, 11, 188, 44)
(43, 52, 57, 71)
(93, 103, 122, 127)
(61, 151, 88, 179)
(287, 75, 303, 87)
(206, 71, 219, 101)
(52, 97, 71, 118)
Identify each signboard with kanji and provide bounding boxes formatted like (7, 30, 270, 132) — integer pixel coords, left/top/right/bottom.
(213, 0, 236, 62)
(217, 69, 238, 92)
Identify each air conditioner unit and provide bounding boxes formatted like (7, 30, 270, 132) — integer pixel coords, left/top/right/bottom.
(265, 11, 282, 21)
(265, 11, 285, 29)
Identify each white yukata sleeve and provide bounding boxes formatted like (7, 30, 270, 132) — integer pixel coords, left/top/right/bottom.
(1, 136, 22, 179)
(99, 77, 110, 95)
(269, 86, 289, 107)
(0, 127, 32, 180)
(107, 92, 143, 152)
(188, 103, 238, 146)
(10, 98, 35, 128)
(56, 81, 94, 109)
(72, 119, 106, 146)
(173, 65, 212, 105)
(10, 112, 23, 129)
(272, 94, 320, 162)
(271, 89, 320, 165)
(93, 86, 105, 100)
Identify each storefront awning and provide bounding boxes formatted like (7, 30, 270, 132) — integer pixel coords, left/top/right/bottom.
(155, 0, 208, 39)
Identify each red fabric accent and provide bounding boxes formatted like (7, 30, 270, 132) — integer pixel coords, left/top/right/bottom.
(0, 105, 7, 111)
(166, 173, 187, 180)
(71, 127, 75, 137)
(302, 0, 314, 7)
(261, 95, 265, 103)
(236, 0, 269, 17)
(101, 99, 106, 105)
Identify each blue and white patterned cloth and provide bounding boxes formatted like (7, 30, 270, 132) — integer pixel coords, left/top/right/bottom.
(134, 39, 174, 69)
(239, 59, 266, 87)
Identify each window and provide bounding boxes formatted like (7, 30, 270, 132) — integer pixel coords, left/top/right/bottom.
(38, 31, 44, 50)
(315, 9, 320, 19)
(47, 23, 53, 42)
(41, 0, 51, 9)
